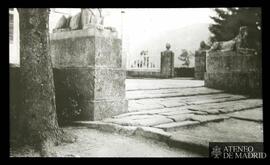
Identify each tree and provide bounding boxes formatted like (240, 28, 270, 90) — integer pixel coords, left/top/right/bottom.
(17, 8, 75, 156)
(209, 8, 261, 52)
(178, 49, 191, 67)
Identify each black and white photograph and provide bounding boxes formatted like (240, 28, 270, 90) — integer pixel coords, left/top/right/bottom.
(9, 7, 265, 158)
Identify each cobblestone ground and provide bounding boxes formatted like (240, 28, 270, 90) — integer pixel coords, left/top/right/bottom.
(76, 78, 263, 156)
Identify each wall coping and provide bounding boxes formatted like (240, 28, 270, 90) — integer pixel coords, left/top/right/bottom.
(9, 63, 20, 68)
(207, 49, 257, 57)
(127, 69, 160, 72)
(50, 28, 118, 40)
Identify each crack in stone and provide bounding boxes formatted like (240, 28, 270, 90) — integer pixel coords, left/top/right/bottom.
(164, 116, 176, 122)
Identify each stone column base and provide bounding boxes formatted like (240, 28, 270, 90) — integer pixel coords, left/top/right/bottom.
(53, 67, 127, 123)
(79, 99, 128, 121)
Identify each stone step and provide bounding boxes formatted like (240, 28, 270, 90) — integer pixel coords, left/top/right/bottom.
(188, 99, 262, 114)
(104, 115, 174, 127)
(167, 133, 209, 156)
(154, 121, 200, 132)
(127, 93, 248, 112)
(125, 79, 204, 91)
(126, 87, 223, 100)
(227, 108, 263, 122)
(153, 114, 229, 132)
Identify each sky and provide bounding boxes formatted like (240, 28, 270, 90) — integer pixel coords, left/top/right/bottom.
(121, 9, 215, 55)
(50, 8, 216, 40)
(11, 8, 216, 65)
(120, 8, 215, 44)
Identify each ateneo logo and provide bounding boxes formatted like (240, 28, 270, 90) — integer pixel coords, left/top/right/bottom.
(211, 145, 222, 159)
(209, 142, 267, 159)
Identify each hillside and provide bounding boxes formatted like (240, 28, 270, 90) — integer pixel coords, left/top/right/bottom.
(128, 23, 211, 68)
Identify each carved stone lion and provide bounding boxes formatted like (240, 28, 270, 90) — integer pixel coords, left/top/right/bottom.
(208, 26, 249, 52)
(53, 8, 105, 32)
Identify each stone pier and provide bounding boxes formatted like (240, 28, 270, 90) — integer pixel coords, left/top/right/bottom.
(50, 28, 127, 122)
(205, 49, 262, 96)
(194, 50, 206, 80)
(160, 44, 174, 78)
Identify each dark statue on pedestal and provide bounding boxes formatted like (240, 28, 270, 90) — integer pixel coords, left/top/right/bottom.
(161, 43, 174, 78)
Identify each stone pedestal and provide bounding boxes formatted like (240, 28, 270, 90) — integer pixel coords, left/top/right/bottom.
(160, 51, 174, 78)
(205, 49, 261, 96)
(50, 28, 127, 122)
(194, 50, 206, 80)
(10, 64, 21, 141)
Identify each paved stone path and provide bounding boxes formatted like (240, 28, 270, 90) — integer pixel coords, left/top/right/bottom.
(74, 78, 263, 156)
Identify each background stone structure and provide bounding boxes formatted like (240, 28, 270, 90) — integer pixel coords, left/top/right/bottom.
(205, 49, 261, 96)
(194, 50, 206, 80)
(174, 67, 194, 77)
(50, 28, 127, 124)
(127, 69, 161, 78)
(160, 49, 174, 78)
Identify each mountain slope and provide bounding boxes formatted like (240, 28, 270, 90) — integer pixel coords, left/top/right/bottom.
(128, 23, 211, 68)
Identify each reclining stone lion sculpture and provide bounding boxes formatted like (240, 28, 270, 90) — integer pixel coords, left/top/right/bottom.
(208, 26, 249, 52)
(53, 8, 116, 33)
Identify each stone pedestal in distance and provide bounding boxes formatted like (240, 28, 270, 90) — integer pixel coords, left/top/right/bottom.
(194, 50, 206, 80)
(160, 49, 174, 78)
(50, 28, 127, 122)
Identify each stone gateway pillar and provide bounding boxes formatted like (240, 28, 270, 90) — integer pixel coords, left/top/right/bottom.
(160, 43, 174, 78)
(194, 50, 206, 80)
(50, 27, 127, 122)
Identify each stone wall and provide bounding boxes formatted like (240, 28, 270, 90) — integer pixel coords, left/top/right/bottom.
(194, 50, 206, 80)
(127, 68, 195, 78)
(127, 69, 161, 78)
(205, 49, 262, 96)
(174, 67, 194, 77)
(50, 28, 127, 124)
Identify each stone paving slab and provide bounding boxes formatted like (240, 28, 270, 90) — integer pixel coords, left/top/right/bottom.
(104, 115, 174, 127)
(190, 114, 230, 123)
(187, 99, 262, 114)
(134, 127, 171, 141)
(172, 118, 263, 143)
(106, 98, 262, 134)
(73, 121, 172, 141)
(168, 114, 194, 122)
(114, 107, 187, 118)
(227, 108, 263, 122)
(126, 79, 204, 91)
(158, 100, 187, 108)
(128, 100, 165, 111)
(154, 121, 201, 132)
(126, 87, 223, 100)
(167, 133, 210, 155)
(183, 94, 247, 105)
(128, 93, 248, 112)
(158, 109, 195, 116)
(110, 99, 262, 128)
